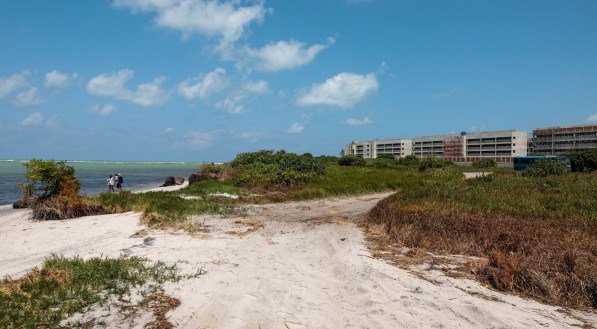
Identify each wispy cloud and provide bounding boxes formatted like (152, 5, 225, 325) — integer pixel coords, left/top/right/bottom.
(587, 113, 597, 123)
(87, 69, 169, 107)
(183, 129, 218, 149)
(177, 67, 227, 100)
(21, 112, 45, 126)
(245, 38, 334, 72)
(14, 87, 44, 107)
(0, 70, 29, 99)
(344, 116, 372, 126)
(288, 122, 304, 134)
(88, 103, 118, 117)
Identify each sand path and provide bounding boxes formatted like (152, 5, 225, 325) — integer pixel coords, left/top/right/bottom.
(0, 193, 594, 328)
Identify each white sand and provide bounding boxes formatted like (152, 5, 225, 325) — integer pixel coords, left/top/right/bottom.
(0, 194, 594, 328)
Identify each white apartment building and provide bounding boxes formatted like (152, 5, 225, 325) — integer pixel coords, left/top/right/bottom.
(344, 139, 412, 159)
(345, 130, 528, 164)
(464, 130, 528, 158)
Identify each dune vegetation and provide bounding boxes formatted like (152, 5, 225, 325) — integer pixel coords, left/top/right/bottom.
(365, 168, 597, 309)
(0, 256, 201, 328)
(13, 153, 596, 310)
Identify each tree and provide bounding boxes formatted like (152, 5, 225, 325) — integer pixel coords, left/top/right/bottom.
(22, 159, 79, 200)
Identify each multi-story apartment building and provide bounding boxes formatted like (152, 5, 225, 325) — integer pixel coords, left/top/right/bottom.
(412, 134, 457, 158)
(346, 130, 528, 164)
(374, 139, 413, 158)
(464, 130, 528, 157)
(344, 139, 412, 159)
(532, 124, 597, 155)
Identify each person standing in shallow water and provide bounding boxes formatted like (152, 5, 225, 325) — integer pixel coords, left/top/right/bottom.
(117, 174, 123, 191)
(107, 175, 115, 193)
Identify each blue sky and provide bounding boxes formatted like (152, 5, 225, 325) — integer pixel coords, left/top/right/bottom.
(1, 0, 596, 161)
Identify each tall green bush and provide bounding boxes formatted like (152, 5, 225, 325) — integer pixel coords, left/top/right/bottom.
(396, 155, 420, 167)
(564, 149, 597, 172)
(230, 150, 326, 188)
(338, 155, 366, 166)
(522, 158, 569, 177)
(22, 159, 79, 200)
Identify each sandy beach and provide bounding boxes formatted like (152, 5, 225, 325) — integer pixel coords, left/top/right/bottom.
(0, 190, 594, 328)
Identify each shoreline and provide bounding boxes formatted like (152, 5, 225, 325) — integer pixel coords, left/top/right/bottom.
(0, 181, 190, 210)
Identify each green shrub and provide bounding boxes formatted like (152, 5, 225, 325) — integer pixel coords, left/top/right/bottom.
(369, 157, 397, 168)
(315, 155, 339, 165)
(472, 158, 498, 168)
(338, 155, 366, 166)
(376, 154, 396, 160)
(418, 157, 454, 171)
(21, 159, 78, 200)
(230, 150, 326, 188)
(522, 158, 570, 177)
(396, 155, 420, 167)
(564, 149, 597, 172)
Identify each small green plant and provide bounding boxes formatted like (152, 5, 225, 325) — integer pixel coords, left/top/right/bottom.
(522, 158, 569, 177)
(396, 155, 420, 167)
(0, 255, 197, 328)
(472, 158, 497, 168)
(338, 155, 366, 166)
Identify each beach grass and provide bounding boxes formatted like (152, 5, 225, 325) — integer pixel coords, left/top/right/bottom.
(0, 255, 195, 328)
(365, 169, 597, 309)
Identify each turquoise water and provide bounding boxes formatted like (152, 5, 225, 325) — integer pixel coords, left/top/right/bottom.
(0, 160, 201, 206)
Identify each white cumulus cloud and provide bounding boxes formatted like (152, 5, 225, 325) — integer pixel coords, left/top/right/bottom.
(177, 68, 227, 100)
(21, 112, 45, 126)
(587, 113, 597, 123)
(215, 96, 246, 114)
(44, 70, 78, 89)
(0, 70, 29, 98)
(296, 72, 379, 108)
(14, 87, 44, 107)
(246, 38, 334, 72)
(344, 116, 372, 126)
(113, 0, 268, 50)
(87, 69, 169, 107)
(89, 103, 118, 117)
(288, 122, 304, 134)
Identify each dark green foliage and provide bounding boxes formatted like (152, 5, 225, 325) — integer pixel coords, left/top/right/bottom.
(376, 154, 396, 160)
(472, 158, 498, 168)
(564, 149, 597, 172)
(22, 159, 78, 200)
(522, 158, 570, 177)
(396, 155, 420, 167)
(369, 157, 397, 168)
(418, 157, 454, 171)
(230, 150, 326, 188)
(315, 155, 339, 165)
(338, 155, 366, 166)
(0, 256, 189, 328)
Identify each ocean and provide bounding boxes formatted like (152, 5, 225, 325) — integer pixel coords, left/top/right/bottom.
(0, 160, 201, 206)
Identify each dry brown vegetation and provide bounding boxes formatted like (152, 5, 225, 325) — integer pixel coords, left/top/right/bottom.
(366, 172, 597, 310)
(31, 178, 110, 220)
